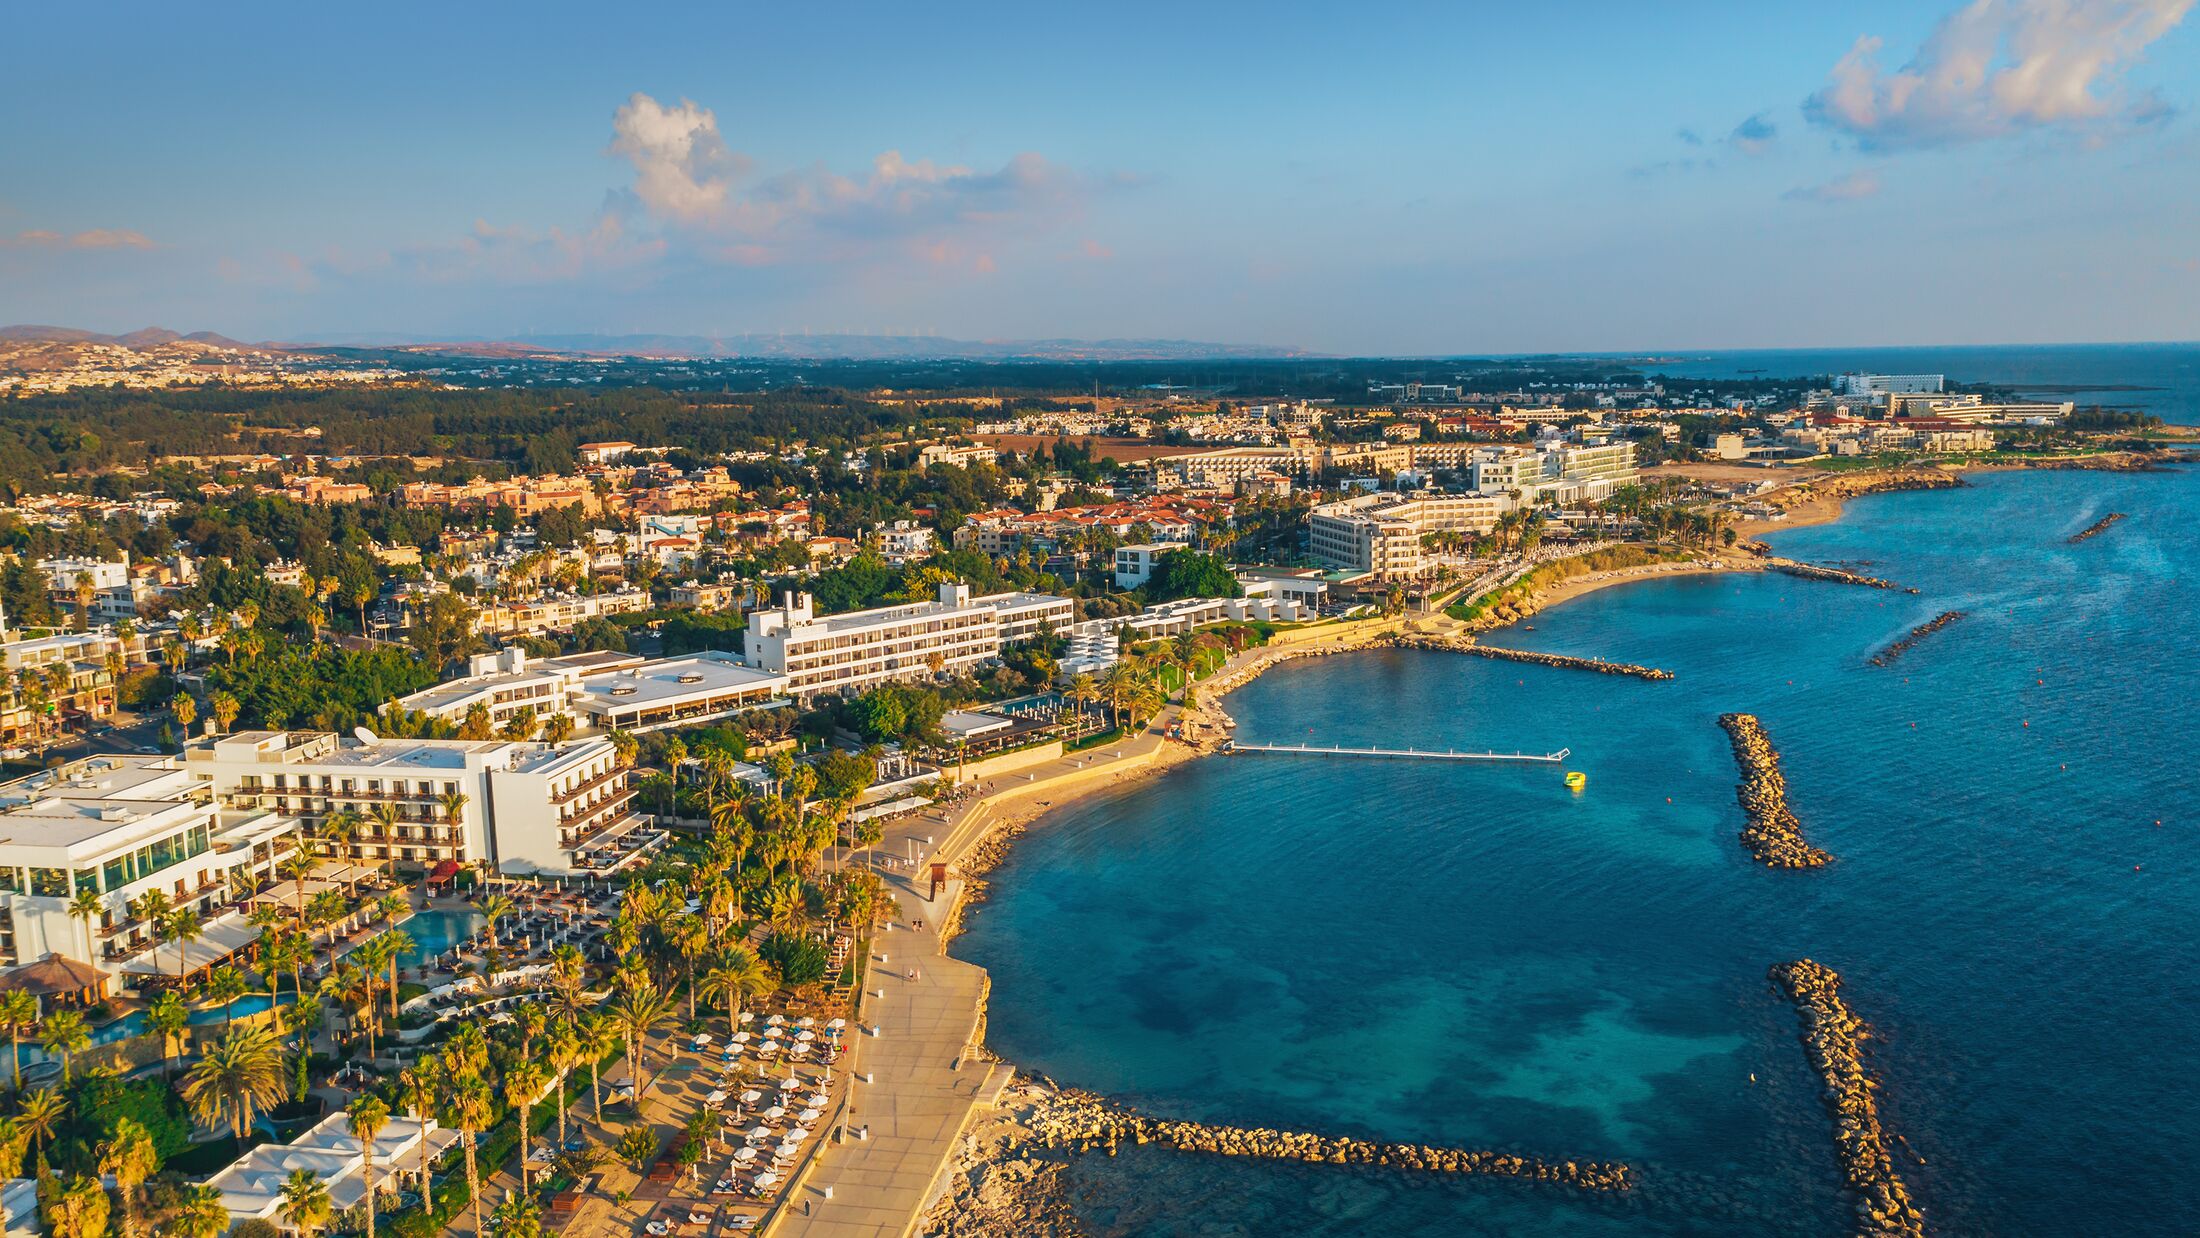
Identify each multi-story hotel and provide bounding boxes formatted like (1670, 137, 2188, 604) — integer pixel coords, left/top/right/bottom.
(0, 755, 301, 980)
(185, 730, 650, 878)
(1308, 492, 1517, 579)
(743, 581, 1073, 700)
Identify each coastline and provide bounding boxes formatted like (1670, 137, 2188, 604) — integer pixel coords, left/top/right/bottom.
(901, 452, 2187, 1236)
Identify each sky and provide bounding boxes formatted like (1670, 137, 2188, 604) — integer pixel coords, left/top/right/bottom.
(2, 0, 2197, 354)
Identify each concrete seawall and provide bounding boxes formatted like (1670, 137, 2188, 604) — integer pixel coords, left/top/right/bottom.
(1387, 634, 1674, 680)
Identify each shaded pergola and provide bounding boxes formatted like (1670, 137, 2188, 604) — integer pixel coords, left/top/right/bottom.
(0, 954, 110, 1010)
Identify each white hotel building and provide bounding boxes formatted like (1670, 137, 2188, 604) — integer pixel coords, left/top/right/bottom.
(743, 581, 1073, 700)
(184, 730, 648, 878)
(0, 755, 301, 980)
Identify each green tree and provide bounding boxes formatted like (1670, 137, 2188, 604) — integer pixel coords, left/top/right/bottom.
(180, 1025, 288, 1139)
(96, 1117, 159, 1238)
(347, 1095, 390, 1238)
(278, 1168, 332, 1238)
(40, 1011, 90, 1085)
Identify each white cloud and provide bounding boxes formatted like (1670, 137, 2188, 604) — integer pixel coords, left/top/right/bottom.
(606, 93, 1089, 268)
(4, 228, 155, 250)
(1784, 169, 1884, 203)
(608, 93, 748, 222)
(1807, 0, 2194, 147)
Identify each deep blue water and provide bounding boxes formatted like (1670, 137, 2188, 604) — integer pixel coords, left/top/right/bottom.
(960, 466, 2200, 1236)
(1615, 342, 2200, 425)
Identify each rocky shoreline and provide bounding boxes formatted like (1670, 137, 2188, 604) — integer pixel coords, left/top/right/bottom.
(1869, 611, 1964, 668)
(1718, 712, 1831, 868)
(1387, 634, 1675, 680)
(2068, 512, 2127, 543)
(1771, 561, 1919, 593)
(923, 1079, 1635, 1237)
(1770, 960, 1925, 1238)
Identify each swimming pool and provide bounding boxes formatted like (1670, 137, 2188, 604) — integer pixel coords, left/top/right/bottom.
(392, 908, 486, 968)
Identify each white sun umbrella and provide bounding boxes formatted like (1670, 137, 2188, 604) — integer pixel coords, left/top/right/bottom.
(740, 1089, 763, 1105)
(737, 1011, 753, 1023)
(827, 1017, 846, 1030)
(731, 1032, 751, 1044)
(795, 1029, 816, 1042)
(705, 1090, 728, 1106)
(734, 1147, 757, 1163)
(797, 1016, 816, 1028)
(805, 1092, 829, 1108)
(798, 1107, 822, 1122)
(746, 1125, 770, 1141)
(766, 1013, 785, 1025)
(780, 1073, 802, 1090)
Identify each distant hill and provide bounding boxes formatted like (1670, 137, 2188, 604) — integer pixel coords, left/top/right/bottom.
(2, 324, 1315, 363)
(286, 331, 1316, 362)
(0, 324, 256, 350)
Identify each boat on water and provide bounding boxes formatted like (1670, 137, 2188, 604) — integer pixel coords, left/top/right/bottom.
(1564, 771, 1587, 790)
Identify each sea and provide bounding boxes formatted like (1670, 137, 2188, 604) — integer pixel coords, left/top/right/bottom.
(959, 382, 2200, 1232)
(1622, 342, 2200, 426)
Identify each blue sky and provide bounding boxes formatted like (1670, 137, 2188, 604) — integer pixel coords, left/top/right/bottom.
(3, 0, 2196, 353)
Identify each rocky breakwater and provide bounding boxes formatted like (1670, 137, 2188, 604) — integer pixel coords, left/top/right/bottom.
(2068, 512, 2127, 543)
(1771, 561, 1920, 594)
(1770, 960, 1926, 1238)
(1717, 713, 1831, 868)
(1388, 634, 1674, 681)
(1028, 1086, 1634, 1192)
(1869, 612, 1964, 668)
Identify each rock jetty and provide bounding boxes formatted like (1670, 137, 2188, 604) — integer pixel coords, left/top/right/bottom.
(1797, 467, 1966, 504)
(2068, 512, 2127, 543)
(1772, 562, 1920, 594)
(1024, 1086, 1633, 1192)
(1718, 713, 1830, 868)
(1770, 960, 1926, 1238)
(1388, 635, 1674, 680)
(1868, 612, 1964, 668)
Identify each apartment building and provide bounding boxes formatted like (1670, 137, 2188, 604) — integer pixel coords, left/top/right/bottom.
(1307, 492, 1516, 579)
(0, 755, 301, 980)
(1466, 441, 1638, 500)
(743, 581, 1073, 700)
(185, 730, 647, 877)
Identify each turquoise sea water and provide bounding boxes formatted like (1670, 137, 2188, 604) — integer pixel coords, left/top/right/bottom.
(960, 465, 2200, 1235)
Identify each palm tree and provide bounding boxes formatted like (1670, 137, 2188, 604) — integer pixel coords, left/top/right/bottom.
(17, 1087, 64, 1165)
(170, 1184, 232, 1238)
(65, 887, 103, 966)
(505, 1059, 549, 1194)
(321, 809, 361, 883)
(491, 1195, 544, 1238)
(446, 1073, 495, 1238)
(210, 691, 240, 735)
(97, 1116, 159, 1238)
(163, 906, 204, 984)
(326, 964, 382, 1061)
(180, 1024, 289, 1138)
(347, 1094, 391, 1238)
(170, 693, 197, 736)
(143, 990, 190, 1078)
(667, 914, 709, 1021)
(279, 1167, 333, 1238)
(545, 1019, 584, 1150)
(609, 980, 677, 1099)
(398, 1062, 440, 1187)
(479, 893, 516, 950)
(0, 990, 36, 1091)
(206, 964, 250, 1027)
(130, 887, 173, 952)
(307, 889, 348, 969)
(699, 948, 771, 1046)
(41, 1010, 90, 1084)
(380, 929, 415, 1014)
(368, 801, 401, 882)
(577, 1010, 617, 1125)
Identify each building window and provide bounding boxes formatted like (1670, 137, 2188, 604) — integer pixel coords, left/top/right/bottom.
(29, 868, 69, 898)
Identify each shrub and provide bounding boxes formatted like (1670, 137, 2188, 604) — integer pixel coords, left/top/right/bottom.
(759, 932, 829, 986)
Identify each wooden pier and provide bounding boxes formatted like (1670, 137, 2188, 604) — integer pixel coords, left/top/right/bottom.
(1226, 741, 1569, 764)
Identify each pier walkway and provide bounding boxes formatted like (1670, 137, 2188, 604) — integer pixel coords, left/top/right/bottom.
(1228, 741, 1569, 764)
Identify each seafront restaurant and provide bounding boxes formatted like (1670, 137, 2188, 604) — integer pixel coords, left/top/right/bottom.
(206, 1110, 459, 1232)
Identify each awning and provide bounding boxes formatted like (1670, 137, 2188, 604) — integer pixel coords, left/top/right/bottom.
(119, 911, 259, 976)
